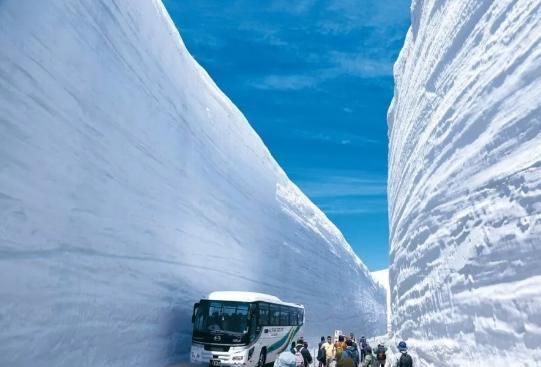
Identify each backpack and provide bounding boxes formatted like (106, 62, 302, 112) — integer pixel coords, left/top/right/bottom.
(398, 353, 413, 367)
(294, 351, 304, 367)
(341, 349, 351, 360)
(317, 345, 326, 362)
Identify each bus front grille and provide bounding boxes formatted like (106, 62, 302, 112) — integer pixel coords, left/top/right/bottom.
(204, 345, 230, 352)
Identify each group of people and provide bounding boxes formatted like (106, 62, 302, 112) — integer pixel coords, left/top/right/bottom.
(273, 333, 413, 367)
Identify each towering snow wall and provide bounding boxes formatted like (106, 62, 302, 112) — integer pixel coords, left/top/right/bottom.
(388, 0, 541, 365)
(0, 0, 385, 366)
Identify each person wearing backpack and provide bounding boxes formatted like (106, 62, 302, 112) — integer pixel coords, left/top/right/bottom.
(395, 341, 413, 367)
(301, 342, 313, 367)
(317, 336, 327, 366)
(348, 337, 359, 366)
(341, 339, 359, 366)
(294, 342, 306, 367)
(375, 343, 387, 367)
(335, 348, 355, 367)
(361, 346, 373, 367)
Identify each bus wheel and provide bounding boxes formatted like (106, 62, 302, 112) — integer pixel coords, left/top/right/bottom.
(257, 349, 266, 367)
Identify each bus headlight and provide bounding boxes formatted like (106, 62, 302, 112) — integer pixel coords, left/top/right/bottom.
(232, 355, 244, 361)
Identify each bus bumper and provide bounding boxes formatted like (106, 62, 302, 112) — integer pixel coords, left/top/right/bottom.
(190, 344, 254, 367)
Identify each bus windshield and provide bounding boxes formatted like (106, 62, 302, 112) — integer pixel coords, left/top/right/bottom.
(193, 300, 251, 336)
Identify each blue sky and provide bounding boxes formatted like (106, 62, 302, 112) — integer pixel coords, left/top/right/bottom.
(164, 0, 411, 270)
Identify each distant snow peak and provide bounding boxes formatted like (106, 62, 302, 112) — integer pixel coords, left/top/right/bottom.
(371, 269, 390, 335)
(371, 269, 389, 290)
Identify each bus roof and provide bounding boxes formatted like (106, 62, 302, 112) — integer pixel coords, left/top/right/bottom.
(206, 291, 303, 308)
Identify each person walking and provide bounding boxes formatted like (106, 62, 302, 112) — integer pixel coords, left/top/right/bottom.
(335, 335, 347, 354)
(342, 339, 359, 366)
(317, 337, 327, 367)
(346, 336, 359, 366)
(359, 336, 367, 362)
(294, 343, 305, 367)
(322, 335, 336, 367)
(374, 343, 387, 367)
(361, 346, 373, 367)
(395, 341, 413, 367)
(301, 342, 313, 367)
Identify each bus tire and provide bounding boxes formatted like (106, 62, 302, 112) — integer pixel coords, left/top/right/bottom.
(257, 348, 266, 367)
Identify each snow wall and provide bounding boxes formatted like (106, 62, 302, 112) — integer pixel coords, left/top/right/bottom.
(0, 0, 386, 366)
(388, 0, 541, 365)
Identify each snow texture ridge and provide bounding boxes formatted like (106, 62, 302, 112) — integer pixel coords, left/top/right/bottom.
(388, 0, 541, 365)
(0, 0, 385, 366)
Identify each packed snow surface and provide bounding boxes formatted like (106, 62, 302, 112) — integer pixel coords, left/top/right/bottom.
(388, 0, 541, 366)
(0, 0, 385, 366)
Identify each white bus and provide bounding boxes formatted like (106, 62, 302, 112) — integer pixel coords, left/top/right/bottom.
(190, 291, 305, 367)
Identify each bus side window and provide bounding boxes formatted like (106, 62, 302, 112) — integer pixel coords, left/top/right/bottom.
(280, 306, 288, 325)
(287, 307, 293, 326)
(299, 309, 304, 325)
(270, 304, 280, 326)
(249, 304, 258, 339)
(288, 307, 296, 326)
(258, 303, 269, 326)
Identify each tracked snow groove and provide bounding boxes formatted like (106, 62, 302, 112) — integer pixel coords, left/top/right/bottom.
(388, 0, 541, 366)
(0, 0, 385, 366)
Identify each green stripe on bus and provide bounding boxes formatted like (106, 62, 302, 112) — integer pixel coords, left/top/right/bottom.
(267, 326, 302, 354)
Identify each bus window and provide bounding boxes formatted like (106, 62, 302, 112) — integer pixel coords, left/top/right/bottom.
(291, 309, 299, 326)
(202, 301, 250, 334)
(287, 307, 294, 326)
(270, 304, 280, 326)
(249, 304, 258, 340)
(258, 303, 269, 326)
(279, 306, 288, 325)
(299, 309, 304, 325)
